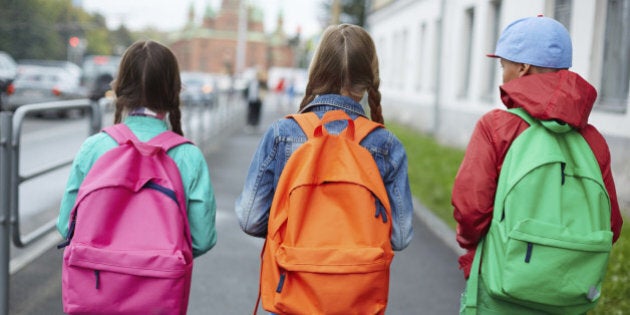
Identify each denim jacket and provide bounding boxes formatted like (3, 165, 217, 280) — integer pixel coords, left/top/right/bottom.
(235, 94, 414, 251)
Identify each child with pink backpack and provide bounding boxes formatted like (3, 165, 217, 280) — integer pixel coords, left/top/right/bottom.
(56, 40, 217, 314)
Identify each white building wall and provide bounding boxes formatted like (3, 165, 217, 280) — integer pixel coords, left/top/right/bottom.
(368, 0, 442, 132)
(367, 0, 630, 208)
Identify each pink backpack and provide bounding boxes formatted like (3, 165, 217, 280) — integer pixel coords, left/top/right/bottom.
(59, 124, 193, 315)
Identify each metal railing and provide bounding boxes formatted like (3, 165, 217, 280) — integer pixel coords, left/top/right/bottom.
(0, 90, 245, 314)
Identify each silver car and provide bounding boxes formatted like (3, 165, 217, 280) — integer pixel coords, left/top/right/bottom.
(6, 64, 87, 115)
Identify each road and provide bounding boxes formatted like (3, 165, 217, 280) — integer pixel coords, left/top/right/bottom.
(9, 102, 465, 314)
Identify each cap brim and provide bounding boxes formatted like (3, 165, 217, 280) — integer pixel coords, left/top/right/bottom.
(486, 53, 500, 58)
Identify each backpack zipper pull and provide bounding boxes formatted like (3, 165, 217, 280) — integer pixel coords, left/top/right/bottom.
(94, 270, 101, 289)
(276, 273, 286, 293)
(374, 199, 388, 223)
(525, 242, 533, 263)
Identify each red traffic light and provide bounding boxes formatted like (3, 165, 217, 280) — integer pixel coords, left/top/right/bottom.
(69, 36, 80, 48)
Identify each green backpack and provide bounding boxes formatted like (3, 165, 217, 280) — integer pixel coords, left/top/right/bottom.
(462, 108, 612, 315)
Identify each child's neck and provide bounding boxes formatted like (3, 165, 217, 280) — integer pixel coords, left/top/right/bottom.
(129, 107, 166, 119)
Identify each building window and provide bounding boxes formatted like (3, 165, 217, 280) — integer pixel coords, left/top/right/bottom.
(600, 0, 630, 112)
(459, 7, 475, 98)
(401, 29, 408, 90)
(554, 0, 573, 30)
(393, 32, 401, 88)
(483, 0, 502, 101)
(431, 19, 440, 93)
(378, 37, 388, 88)
(416, 23, 427, 92)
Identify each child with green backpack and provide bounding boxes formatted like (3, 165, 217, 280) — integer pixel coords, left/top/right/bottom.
(452, 15, 624, 314)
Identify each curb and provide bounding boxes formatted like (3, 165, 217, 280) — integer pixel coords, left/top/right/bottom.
(412, 197, 465, 256)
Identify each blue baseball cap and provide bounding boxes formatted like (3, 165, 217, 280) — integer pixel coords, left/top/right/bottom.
(488, 15, 572, 69)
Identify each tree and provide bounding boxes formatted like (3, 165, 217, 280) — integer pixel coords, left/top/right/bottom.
(0, 0, 65, 60)
(0, 0, 131, 61)
(319, 0, 368, 27)
(111, 25, 135, 54)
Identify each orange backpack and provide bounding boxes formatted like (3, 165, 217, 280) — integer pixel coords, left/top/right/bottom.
(257, 110, 394, 315)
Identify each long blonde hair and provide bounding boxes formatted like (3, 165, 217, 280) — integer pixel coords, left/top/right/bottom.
(112, 40, 184, 135)
(299, 24, 384, 123)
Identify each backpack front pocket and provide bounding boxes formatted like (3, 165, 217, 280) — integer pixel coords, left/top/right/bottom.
(62, 244, 191, 315)
(500, 219, 612, 307)
(273, 245, 391, 315)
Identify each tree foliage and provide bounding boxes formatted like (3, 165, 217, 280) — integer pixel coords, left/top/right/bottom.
(319, 0, 368, 27)
(0, 0, 136, 62)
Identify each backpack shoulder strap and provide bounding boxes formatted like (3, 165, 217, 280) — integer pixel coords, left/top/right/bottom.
(103, 124, 190, 151)
(148, 131, 191, 151)
(462, 238, 484, 315)
(507, 107, 537, 126)
(287, 112, 320, 140)
(103, 124, 139, 144)
(354, 116, 383, 143)
(288, 112, 383, 142)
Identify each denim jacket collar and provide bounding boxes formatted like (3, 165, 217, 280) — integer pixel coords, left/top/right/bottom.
(300, 94, 367, 117)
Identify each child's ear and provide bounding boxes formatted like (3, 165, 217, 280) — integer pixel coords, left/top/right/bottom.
(519, 64, 532, 77)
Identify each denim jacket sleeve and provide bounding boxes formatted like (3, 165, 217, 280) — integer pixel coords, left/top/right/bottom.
(376, 131, 414, 251)
(234, 122, 280, 237)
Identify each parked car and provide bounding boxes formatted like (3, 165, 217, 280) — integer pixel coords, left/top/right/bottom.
(180, 71, 216, 107)
(0, 51, 17, 111)
(18, 59, 82, 78)
(81, 55, 120, 101)
(5, 64, 88, 116)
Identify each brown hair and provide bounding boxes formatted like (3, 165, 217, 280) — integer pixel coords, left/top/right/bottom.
(299, 24, 384, 124)
(112, 40, 184, 135)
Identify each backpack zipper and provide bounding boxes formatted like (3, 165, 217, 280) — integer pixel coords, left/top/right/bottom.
(144, 181, 179, 206)
(56, 217, 76, 249)
(276, 272, 286, 293)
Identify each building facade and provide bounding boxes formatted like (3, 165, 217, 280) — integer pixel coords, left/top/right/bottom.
(169, 0, 295, 75)
(367, 0, 630, 208)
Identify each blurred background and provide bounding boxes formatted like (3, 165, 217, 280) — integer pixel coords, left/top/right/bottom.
(0, 0, 370, 113)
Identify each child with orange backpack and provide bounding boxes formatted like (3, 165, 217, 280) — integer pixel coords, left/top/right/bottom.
(235, 24, 414, 314)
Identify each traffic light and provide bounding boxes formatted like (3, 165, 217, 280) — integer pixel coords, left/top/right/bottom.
(67, 36, 85, 65)
(69, 36, 80, 48)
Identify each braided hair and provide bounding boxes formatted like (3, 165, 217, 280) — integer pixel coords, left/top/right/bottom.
(112, 40, 184, 135)
(299, 24, 384, 124)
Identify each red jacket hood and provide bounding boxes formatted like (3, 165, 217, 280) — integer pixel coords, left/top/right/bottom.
(499, 70, 597, 129)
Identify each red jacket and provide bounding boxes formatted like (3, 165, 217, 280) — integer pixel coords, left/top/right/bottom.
(452, 70, 623, 279)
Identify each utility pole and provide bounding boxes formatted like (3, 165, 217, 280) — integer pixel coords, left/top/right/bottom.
(235, 0, 247, 75)
(331, 0, 341, 25)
